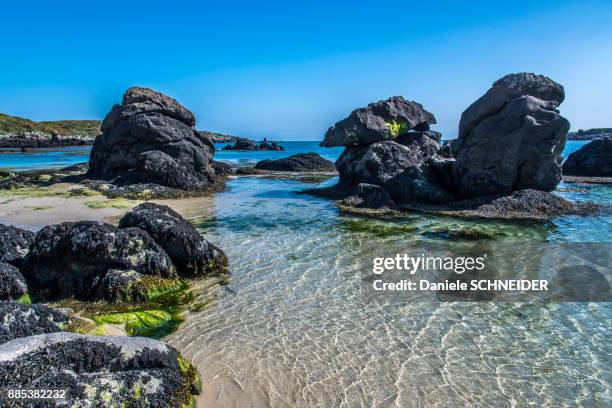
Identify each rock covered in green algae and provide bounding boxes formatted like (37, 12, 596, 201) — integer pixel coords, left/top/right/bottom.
(0, 262, 28, 300)
(0, 332, 201, 408)
(120, 203, 228, 277)
(0, 302, 69, 344)
(21, 221, 176, 301)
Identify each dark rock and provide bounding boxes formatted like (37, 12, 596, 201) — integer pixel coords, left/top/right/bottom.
(0, 302, 69, 344)
(341, 183, 397, 209)
(0, 263, 27, 300)
(101, 86, 195, 130)
(453, 73, 569, 198)
(320, 96, 436, 147)
(212, 160, 233, 175)
(21, 221, 176, 301)
(0, 332, 200, 407)
(96, 269, 187, 303)
(87, 87, 217, 194)
(336, 141, 453, 204)
(459, 72, 565, 140)
(562, 138, 612, 177)
(119, 203, 228, 277)
(255, 153, 336, 172)
(257, 141, 284, 151)
(223, 138, 257, 150)
(433, 189, 602, 220)
(235, 167, 260, 175)
(439, 139, 459, 158)
(0, 223, 35, 263)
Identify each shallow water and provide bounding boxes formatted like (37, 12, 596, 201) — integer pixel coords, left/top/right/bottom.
(166, 175, 611, 407)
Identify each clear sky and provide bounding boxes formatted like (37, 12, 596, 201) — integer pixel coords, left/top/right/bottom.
(1, 0, 611, 140)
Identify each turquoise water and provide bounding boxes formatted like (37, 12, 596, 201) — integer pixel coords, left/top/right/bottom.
(0, 140, 590, 172)
(165, 173, 610, 407)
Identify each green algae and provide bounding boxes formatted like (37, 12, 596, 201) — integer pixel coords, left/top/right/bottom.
(92, 310, 183, 339)
(340, 219, 417, 237)
(385, 119, 408, 137)
(16, 293, 31, 304)
(85, 198, 136, 209)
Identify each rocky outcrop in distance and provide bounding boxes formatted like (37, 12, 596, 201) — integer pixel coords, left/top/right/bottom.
(0, 113, 101, 148)
(315, 73, 597, 220)
(85, 87, 225, 198)
(568, 128, 612, 140)
(254, 153, 335, 172)
(222, 138, 284, 151)
(562, 138, 612, 177)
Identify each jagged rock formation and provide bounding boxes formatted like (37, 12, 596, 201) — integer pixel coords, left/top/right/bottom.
(453, 73, 569, 198)
(87, 87, 221, 195)
(320, 96, 436, 147)
(316, 74, 595, 219)
(119, 203, 228, 277)
(562, 138, 612, 177)
(254, 153, 335, 172)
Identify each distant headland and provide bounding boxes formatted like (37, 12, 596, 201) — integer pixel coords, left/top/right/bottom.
(568, 128, 612, 140)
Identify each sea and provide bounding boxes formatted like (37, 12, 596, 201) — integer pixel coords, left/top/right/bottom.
(1, 140, 610, 407)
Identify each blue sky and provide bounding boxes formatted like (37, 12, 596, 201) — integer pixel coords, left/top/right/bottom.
(1, 0, 611, 140)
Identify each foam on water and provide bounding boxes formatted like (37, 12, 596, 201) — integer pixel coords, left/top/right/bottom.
(166, 175, 611, 407)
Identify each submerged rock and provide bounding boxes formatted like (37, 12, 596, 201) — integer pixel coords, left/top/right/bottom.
(0, 332, 200, 407)
(340, 183, 397, 210)
(428, 189, 602, 221)
(0, 302, 69, 344)
(562, 138, 612, 177)
(0, 223, 35, 263)
(21, 221, 176, 301)
(119, 203, 228, 277)
(87, 87, 219, 194)
(453, 73, 569, 198)
(0, 263, 27, 300)
(255, 153, 336, 172)
(321, 96, 436, 147)
(97, 269, 189, 303)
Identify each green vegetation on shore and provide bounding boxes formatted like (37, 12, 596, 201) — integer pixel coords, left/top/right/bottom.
(0, 113, 101, 136)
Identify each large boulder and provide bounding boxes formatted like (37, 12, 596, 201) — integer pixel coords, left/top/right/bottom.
(336, 140, 453, 204)
(562, 138, 612, 177)
(453, 73, 569, 198)
(0, 332, 200, 407)
(0, 223, 35, 263)
(320, 96, 436, 147)
(88, 87, 217, 192)
(0, 302, 69, 344)
(21, 221, 176, 301)
(255, 153, 336, 172)
(0, 263, 27, 300)
(119, 203, 228, 277)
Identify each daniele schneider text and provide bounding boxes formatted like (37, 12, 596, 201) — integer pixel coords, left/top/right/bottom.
(371, 254, 548, 292)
